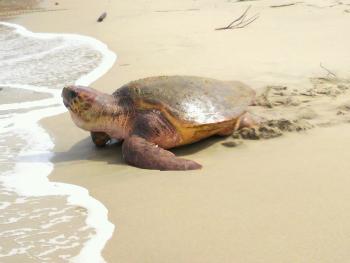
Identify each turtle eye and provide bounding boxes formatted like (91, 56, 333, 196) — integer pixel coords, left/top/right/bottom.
(68, 90, 78, 100)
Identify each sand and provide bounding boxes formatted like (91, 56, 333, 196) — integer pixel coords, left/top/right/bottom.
(0, 86, 52, 104)
(4, 0, 350, 262)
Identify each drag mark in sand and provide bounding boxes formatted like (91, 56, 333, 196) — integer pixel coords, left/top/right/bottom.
(223, 76, 350, 145)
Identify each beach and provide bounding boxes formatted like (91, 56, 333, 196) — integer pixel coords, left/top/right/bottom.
(2, 0, 350, 262)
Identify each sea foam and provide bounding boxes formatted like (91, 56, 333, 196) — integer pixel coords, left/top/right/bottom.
(0, 22, 116, 262)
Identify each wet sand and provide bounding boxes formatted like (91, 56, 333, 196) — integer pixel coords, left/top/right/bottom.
(0, 86, 52, 104)
(0, 0, 42, 19)
(5, 0, 350, 262)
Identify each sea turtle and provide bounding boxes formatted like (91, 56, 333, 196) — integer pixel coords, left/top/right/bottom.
(62, 76, 257, 170)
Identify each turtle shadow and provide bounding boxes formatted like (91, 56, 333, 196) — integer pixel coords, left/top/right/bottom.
(51, 135, 223, 165)
(172, 136, 222, 157)
(51, 137, 124, 165)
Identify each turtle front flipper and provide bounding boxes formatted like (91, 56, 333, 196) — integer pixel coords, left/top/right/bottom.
(122, 135, 202, 171)
(90, 132, 111, 147)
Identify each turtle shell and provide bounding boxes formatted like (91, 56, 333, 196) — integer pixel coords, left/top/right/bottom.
(114, 76, 255, 125)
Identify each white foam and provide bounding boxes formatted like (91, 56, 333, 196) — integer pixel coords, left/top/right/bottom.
(0, 202, 11, 210)
(0, 22, 116, 263)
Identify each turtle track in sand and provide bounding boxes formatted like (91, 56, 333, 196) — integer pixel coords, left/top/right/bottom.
(223, 77, 350, 146)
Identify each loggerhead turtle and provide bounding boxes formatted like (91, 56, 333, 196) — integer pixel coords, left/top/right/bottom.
(62, 76, 257, 170)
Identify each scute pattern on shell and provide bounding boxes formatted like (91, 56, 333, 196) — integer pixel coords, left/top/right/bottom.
(113, 76, 255, 125)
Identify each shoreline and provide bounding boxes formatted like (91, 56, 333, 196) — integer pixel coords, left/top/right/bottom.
(3, 0, 350, 262)
(0, 19, 116, 262)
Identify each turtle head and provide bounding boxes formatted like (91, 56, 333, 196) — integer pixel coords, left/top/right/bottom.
(62, 85, 118, 131)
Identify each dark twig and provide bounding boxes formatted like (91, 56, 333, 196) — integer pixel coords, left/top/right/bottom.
(226, 5, 251, 28)
(97, 12, 107, 22)
(307, 0, 343, 9)
(320, 63, 337, 78)
(270, 2, 303, 8)
(215, 5, 259, 30)
(232, 13, 259, 29)
(97, 0, 111, 22)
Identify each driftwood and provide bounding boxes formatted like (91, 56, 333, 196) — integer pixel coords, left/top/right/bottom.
(307, 1, 344, 9)
(215, 6, 259, 30)
(320, 63, 337, 78)
(97, 12, 107, 22)
(270, 2, 303, 8)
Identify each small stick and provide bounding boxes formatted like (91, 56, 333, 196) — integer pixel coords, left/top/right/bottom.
(270, 2, 303, 8)
(215, 5, 259, 30)
(231, 13, 259, 29)
(97, 12, 107, 22)
(320, 63, 337, 78)
(226, 5, 251, 28)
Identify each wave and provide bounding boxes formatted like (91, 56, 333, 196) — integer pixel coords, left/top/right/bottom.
(0, 22, 116, 262)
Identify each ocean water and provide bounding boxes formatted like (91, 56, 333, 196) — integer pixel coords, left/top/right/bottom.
(0, 22, 116, 262)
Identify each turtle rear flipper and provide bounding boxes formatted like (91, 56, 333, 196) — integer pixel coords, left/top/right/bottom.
(122, 135, 201, 171)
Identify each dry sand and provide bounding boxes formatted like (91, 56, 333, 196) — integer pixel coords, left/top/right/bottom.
(4, 0, 350, 262)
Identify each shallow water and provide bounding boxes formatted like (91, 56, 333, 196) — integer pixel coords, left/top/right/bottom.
(0, 22, 116, 262)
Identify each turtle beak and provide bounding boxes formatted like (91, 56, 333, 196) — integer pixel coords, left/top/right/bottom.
(62, 86, 78, 108)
